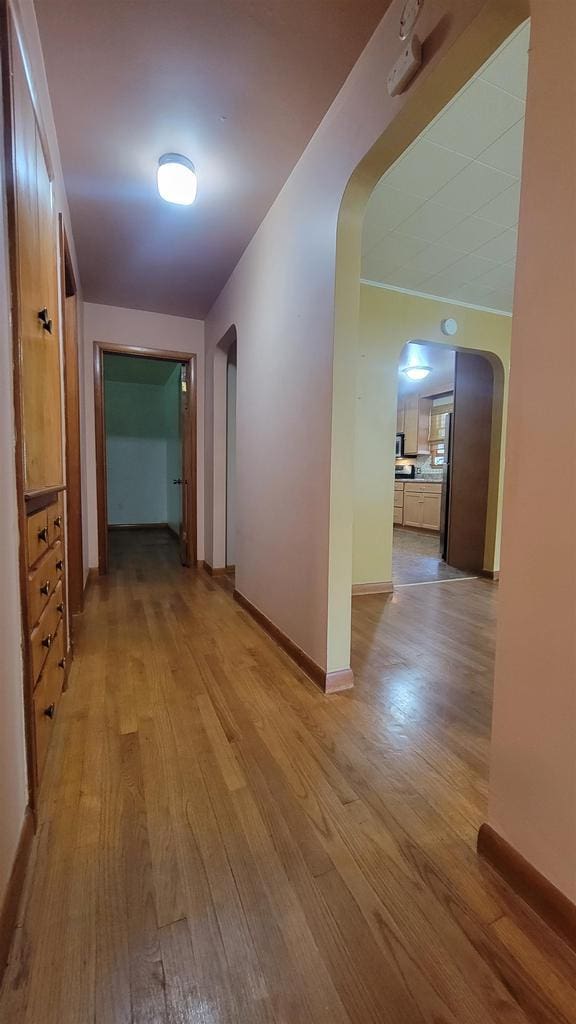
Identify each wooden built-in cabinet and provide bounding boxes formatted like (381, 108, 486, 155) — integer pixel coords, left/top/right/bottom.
(398, 395, 432, 456)
(397, 482, 442, 531)
(393, 482, 404, 524)
(4, 13, 69, 804)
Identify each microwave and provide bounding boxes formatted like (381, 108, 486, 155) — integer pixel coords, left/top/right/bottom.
(395, 433, 404, 458)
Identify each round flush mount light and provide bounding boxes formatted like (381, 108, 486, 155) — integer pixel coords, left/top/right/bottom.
(441, 317, 458, 336)
(402, 365, 432, 381)
(157, 153, 197, 205)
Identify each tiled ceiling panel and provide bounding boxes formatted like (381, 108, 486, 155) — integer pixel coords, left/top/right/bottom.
(362, 21, 530, 314)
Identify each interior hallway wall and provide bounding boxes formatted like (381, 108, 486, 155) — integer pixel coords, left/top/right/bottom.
(204, 0, 526, 675)
(489, 0, 576, 903)
(0, 0, 83, 912)
(354, 284, 511, 586)
(83, 303, 204, 569)
(105, 380, 171, 526)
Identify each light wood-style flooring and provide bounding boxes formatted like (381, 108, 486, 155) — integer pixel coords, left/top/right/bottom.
(393, 525, 473, 584)
(1, 529, 575, 1023)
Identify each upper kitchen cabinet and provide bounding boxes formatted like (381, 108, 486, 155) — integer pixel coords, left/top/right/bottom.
(402, 394, 432, 456)
(11, 37, 63, 495)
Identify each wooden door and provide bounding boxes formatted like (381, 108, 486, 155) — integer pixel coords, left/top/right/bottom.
(446, 352, 494, 572)
(13, 40, 62, 494)
(61, 223, 83, 618)
(179, 361, 191, 566)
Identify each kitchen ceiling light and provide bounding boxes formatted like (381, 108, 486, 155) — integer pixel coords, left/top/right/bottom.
(157, 153, 197, 205)
(402, 365, 432, 381)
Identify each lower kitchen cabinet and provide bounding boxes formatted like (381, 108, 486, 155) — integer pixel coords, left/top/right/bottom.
(402, 482, 442, 531)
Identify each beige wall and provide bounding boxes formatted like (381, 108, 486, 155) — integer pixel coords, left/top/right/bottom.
(0, 0, 82, 908)
(204, 0, 521, 674)
(489, 0, 576, 901)
(82, 303, 205, 570)
(354, 284, 511, 585)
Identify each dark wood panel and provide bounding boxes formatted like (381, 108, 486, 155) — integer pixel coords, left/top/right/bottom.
(447, 352, 494, 573)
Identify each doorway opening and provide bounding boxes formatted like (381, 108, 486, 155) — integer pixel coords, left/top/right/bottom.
(393, 341, 499, 585)
(349, 19, 527, 609)
(94, 343, 197, 574)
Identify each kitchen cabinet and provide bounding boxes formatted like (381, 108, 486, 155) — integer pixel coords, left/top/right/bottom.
(403, 482, 442, 531)
(393, 482, 404, 524)
(6, 17, 69, 804)
(401, 395, 432, 456)
(396, 401, 405, 434)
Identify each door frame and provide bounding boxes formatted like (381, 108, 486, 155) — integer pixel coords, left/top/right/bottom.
(93, 341, 197, 574)
(59, 216, 84, 624)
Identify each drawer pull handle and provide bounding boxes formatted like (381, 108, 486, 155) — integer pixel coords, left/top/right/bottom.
(37, 308, 53, 334)
(40, 580, 50, 596)
(54, 515, 62, 528)
(58, 658, 66, 670)
(43, 703, 55, 719)
(38, 527, 49, 543)
(56, 560, 63, 571)
(56, 602, 64, 614)
(41, 633, 53, 650)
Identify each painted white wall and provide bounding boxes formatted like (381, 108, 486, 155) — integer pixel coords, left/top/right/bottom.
(83, 303, 204, 568)
(226, 359, 236, 566)
(203, 0, 521, 673)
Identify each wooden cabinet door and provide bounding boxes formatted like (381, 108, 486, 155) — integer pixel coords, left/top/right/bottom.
(422, 493, 441, 530)
(13, 43, 63, 494)
(403, 492, 423, 528)
(403, 395, 419, 454)
(396, 398, 405, 434)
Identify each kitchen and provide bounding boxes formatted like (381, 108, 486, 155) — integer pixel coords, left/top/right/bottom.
(392, 339, 496, 585)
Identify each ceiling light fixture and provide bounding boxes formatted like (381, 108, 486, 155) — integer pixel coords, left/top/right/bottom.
(402, 365, 432, 381)
(157, 153, 197, 206)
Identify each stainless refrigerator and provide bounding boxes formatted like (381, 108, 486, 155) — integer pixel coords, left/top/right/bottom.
(439, 412, 453, 562)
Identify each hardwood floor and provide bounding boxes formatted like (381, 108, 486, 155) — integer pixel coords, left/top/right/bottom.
(1, 529, 575, 1023)
(393, 525, 473, 584)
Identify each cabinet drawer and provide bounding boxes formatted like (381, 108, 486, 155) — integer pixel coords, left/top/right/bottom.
(393, 494, 404, 508)
(48, 493, 64, 545)
(27, 507, 50, 567)
(405, 482, 442, 494)
(27, 540, 64, 631)
(33, 623, 66, 784)
(393, 506, 403, 524)
(30, 579, 64, 686)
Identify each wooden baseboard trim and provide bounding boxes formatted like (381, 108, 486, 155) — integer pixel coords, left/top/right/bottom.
(233, 588, 354, 694)
(478, 823, 576, 951)
(202, 561, 229, 577)
(0, 808, 34, 984)
(352, 580, 393, 596)
(84, 567, 98, 594)
(480, 569, 500, 581)
(108, 522, 169, 531)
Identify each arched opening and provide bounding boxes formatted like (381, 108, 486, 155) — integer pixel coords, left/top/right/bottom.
(353, 325, 507, 592)
(328, 7, 530, 676)
(210, 324, 237, 572)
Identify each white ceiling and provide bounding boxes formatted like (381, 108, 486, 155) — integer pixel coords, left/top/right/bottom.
(362, 21, 530, 315)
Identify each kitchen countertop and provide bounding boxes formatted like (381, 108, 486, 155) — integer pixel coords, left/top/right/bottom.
(395, 477, 443, 484)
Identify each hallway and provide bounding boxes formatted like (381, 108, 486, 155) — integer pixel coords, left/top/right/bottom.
(1, 533, 574, 1023)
